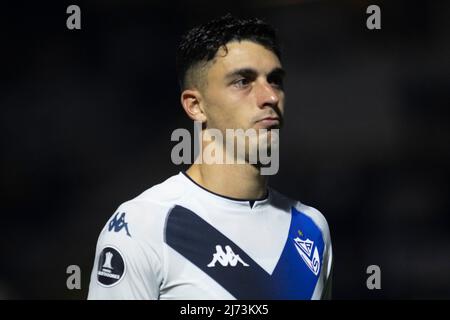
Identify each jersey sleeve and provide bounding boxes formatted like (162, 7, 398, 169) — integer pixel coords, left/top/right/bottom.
(87, 200, 167, 300)
(321, 245, 333, 300)
(295, 201, 333, 300)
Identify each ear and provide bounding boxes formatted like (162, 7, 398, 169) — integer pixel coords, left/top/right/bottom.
(180, 89, 207, 123)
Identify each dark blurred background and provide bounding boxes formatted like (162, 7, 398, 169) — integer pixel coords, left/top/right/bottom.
(1, 0, 449, 299)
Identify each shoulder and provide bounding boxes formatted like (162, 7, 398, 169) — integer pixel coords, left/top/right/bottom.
(294, 201, 331, 243)
(97, 173, 188, 246)
(135, 172, 188, 206)
(114, 173, 187, 225)
(269, 188, 331, 242)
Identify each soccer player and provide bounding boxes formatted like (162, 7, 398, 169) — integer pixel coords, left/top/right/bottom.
(88, 14, 333, 300)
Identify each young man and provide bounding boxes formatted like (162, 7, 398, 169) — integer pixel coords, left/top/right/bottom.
(88, 14, 333, 300)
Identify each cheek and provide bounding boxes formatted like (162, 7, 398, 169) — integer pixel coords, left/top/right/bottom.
(203, 101, 234, 130)
(205, 91, 244, 126)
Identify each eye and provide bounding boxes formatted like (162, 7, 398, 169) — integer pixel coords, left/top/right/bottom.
(232, 78, 251, 89)
(268, 75, 284, 89)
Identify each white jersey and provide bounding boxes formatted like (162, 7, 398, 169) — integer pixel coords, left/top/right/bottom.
(88, 172, 333, 300)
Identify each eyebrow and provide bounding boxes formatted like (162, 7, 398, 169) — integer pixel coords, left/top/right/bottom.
(224, 67, 286, 81)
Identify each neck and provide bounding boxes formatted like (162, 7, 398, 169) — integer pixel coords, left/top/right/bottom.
(186, 163, 268, 200)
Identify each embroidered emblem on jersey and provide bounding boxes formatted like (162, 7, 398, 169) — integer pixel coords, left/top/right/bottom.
(96, 246, 126, 287)
(165, 205, 325, 299)
(293, 236, 320, 276)
(108, 212, 131, 237)
(207, 245, 250, 267)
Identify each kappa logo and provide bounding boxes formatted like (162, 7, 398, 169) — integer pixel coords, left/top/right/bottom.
(207, 245, 249, 267)
(108, 212, 131, 237)
(293, 231, 321, 276)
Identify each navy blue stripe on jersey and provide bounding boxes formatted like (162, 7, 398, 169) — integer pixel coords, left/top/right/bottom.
(164, 205, 324, 299)
(165, 205, 272, 299)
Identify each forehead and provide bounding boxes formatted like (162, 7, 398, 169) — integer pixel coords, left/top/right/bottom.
(210, 40, 282, 77)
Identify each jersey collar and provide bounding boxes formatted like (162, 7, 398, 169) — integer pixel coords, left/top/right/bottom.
(179, 171, 270, 210)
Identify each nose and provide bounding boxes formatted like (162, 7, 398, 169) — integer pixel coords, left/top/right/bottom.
(255, 79, 280, 109)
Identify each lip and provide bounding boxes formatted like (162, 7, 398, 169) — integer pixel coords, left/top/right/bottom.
(256, 117, 280, 128)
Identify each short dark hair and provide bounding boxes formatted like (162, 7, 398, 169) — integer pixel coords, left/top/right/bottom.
(176, 14, 281, 90)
